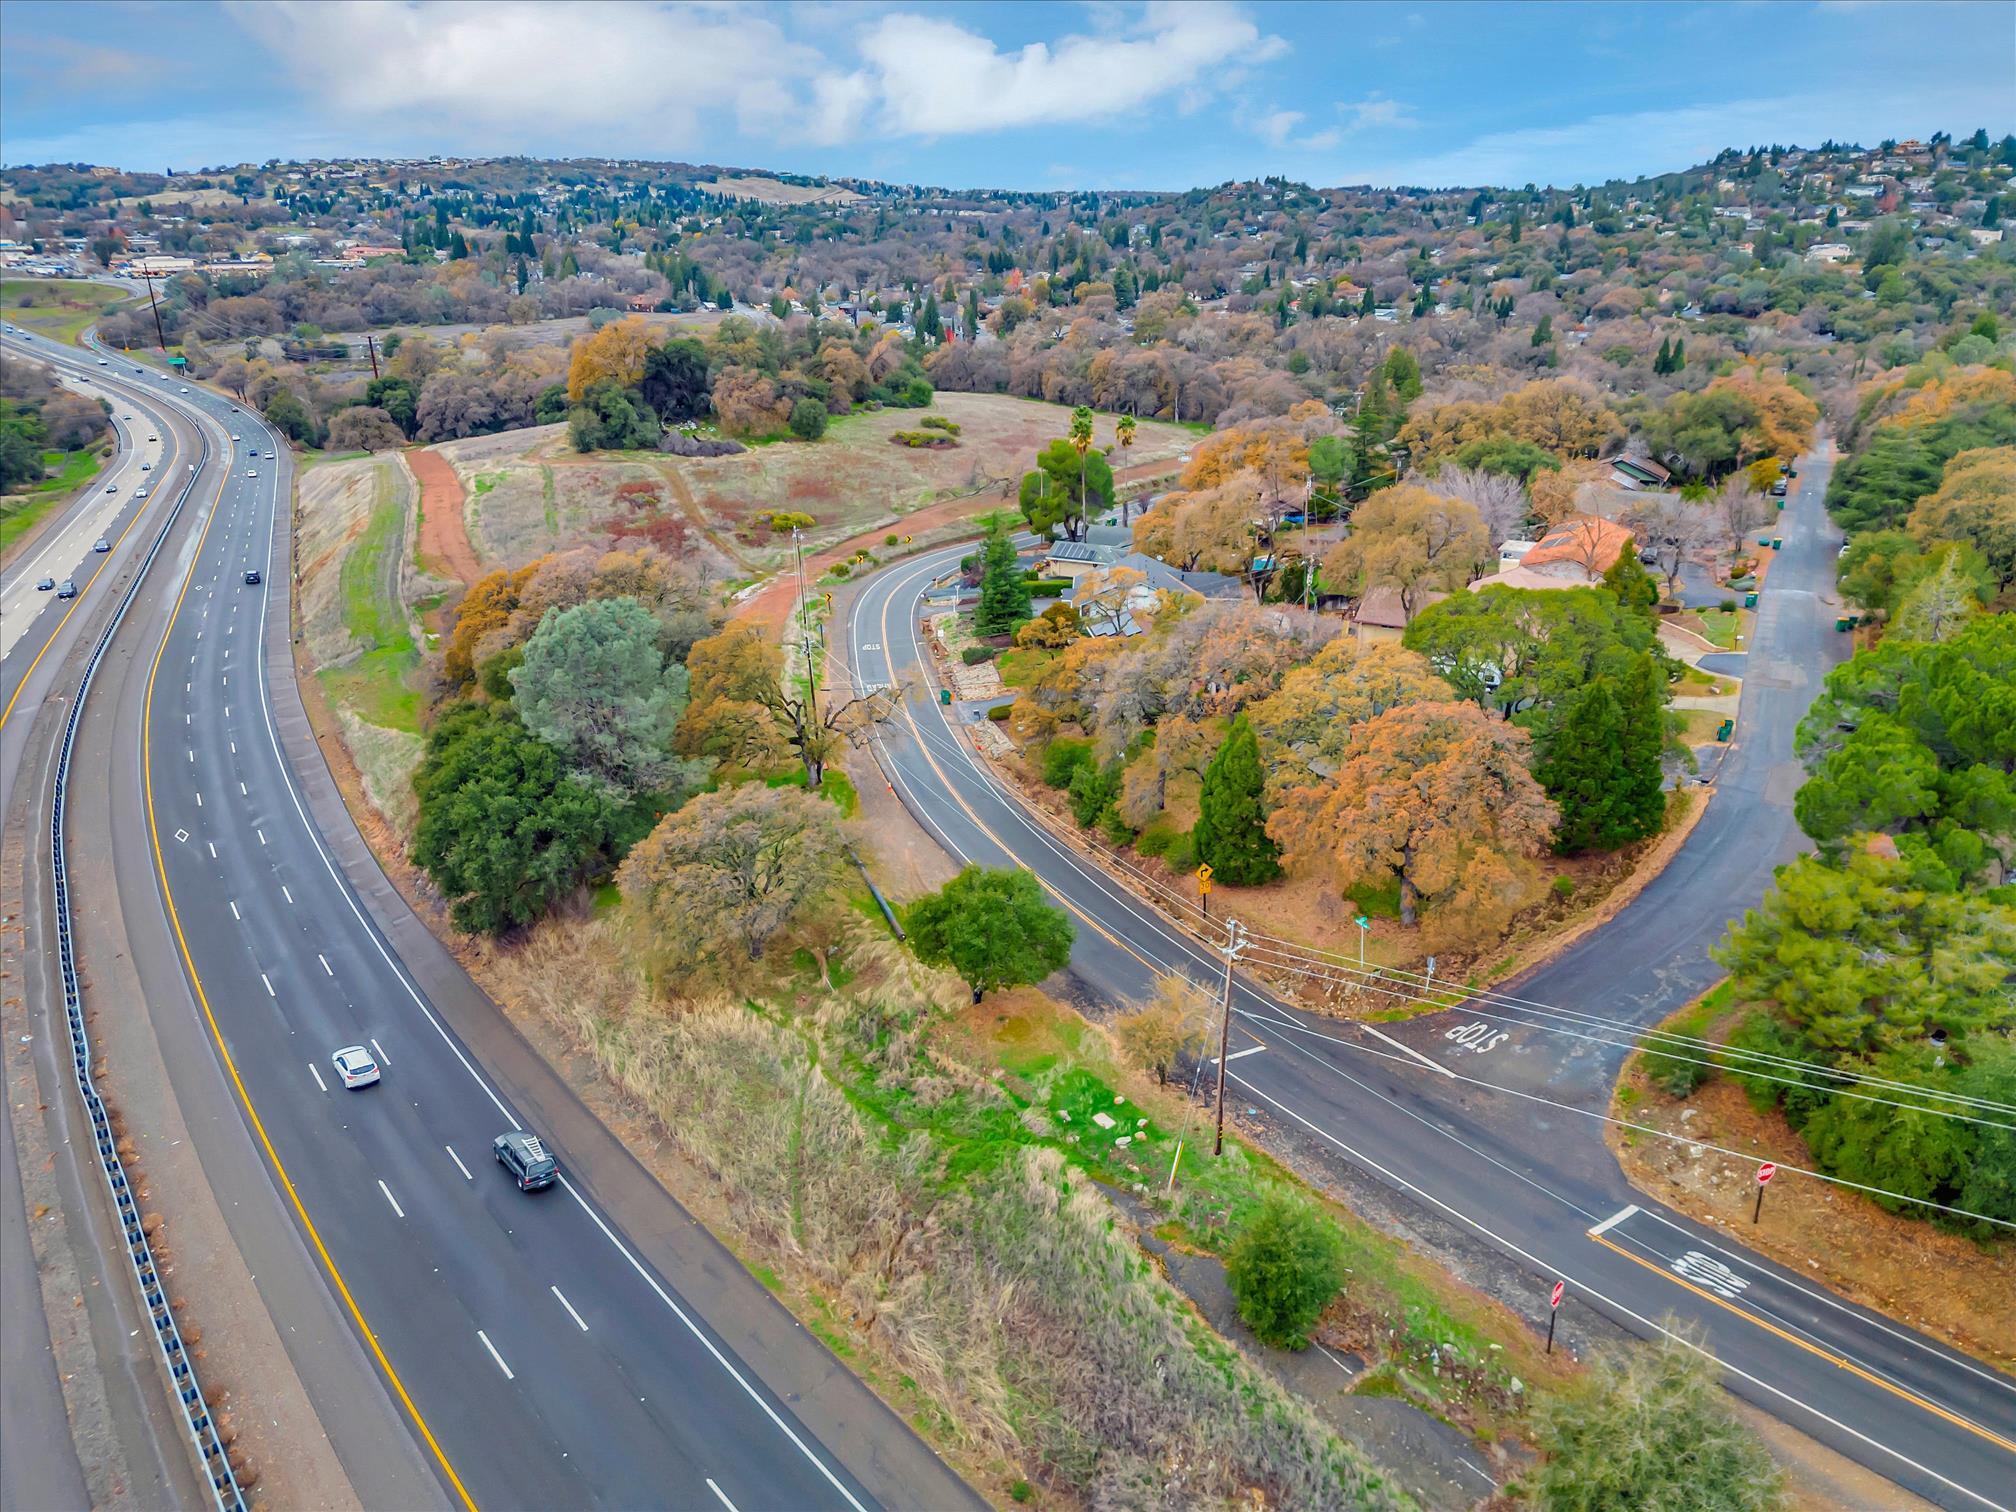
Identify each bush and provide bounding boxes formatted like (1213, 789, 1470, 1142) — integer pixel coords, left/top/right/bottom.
(961, 645, 995, 665)
(829, 562, 851, 579)
(1161, 829, 1198, 873)
(1551, 874, 1576, 899)
(1533, 1332, 1782, 1512)
(1024, 578, 1073, 595)
(788, 397, 829, 441)
(986, 704, 1012, 722)
(1040, 736, 1095, 789)
(1225, 1196, 1345, 1350)
(885, 533, 900, 547)
(659, 433, 745, 458)
(1720, 598, 1739, 613)
(919, 414, 962, 435)
(1644, 1046, 1710, 1099)
(1068, 760, 1120, 828)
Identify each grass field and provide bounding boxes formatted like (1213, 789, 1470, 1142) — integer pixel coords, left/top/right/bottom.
(320, 472, 422, 732)
(1, 278, 133, 345)
(1, 445, 109, 550)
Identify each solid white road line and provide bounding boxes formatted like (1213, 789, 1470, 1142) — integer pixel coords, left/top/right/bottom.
(1361, 1023, 1458, 1078)
(228, 900, 239, 920)
(551, 1286, 589, 1332)
(706, 1478, 739, 1511)
(318, 952, 333, 975)
(206, 841, 217, 858)
(1589, 1204, 1639, 1238)
(260, 972, 275, 997)
(477, 1330, 514, 1381)
(280, 885, 292, 904)
(378, 1179, 405, 1219)
(1215, 1045, 1266, 1063)
(308, 1063, 327, 1093)
(369, 1037, 389, 1064)
(445, 1145, 472, 1181)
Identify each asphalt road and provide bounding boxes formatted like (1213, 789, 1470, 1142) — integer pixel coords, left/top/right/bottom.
(840, 452, 2016, 1512)
(10, 335, 980, 1512)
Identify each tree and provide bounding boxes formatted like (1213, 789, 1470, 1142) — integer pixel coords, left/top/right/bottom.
(1193, 716, 1280, 884)
(1267, 701, 1557, 937)
(1404, 584, 1665, 721)
(678, 624, 898, 787)
(1225, 1196, 1344, 1350)
(326, 405, 407, 453)
(1115, 974, 1212, 1086)
(509, 597, 697, 795)
(568, 381, 661, 452)
(566, 314, 653, 399)
(39, 392, 109, 450)
(786, 397, 829, 441)
(1533, 1332, 1782, 1512)
(973, 524, 1032, 636)
(1535, 655, 1667, 852)
(1600, 538, 1659, 612)
(1131, 482, 1255, 574)
(1247, 640, 1448, 789)
(1792, 616, 2016, 886)
(1321, 484, 1489, 614)
(364, 375, 419, 436)
(261, 387, 320, 446)
(906, 865, 1074, 1001)
(1891, 551, 1982, 642)
(1908, 446, 2016, 594)
(1021, 437, 1113, 540)
(412, 702, 625, 935)
(619, 784, 846, 966)
(639, 338, 712, 424)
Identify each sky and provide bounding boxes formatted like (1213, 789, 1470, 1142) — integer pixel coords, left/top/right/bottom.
(3, 1, 2012, 192)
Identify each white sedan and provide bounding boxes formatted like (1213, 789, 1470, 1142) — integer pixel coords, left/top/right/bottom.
(331, 1045, 380, 1089)
(246, 469, 258, 478)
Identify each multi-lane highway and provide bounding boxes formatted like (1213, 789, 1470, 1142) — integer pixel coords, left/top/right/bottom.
(3, 330, 980, 1511)
(839, 465, 2016, 1511)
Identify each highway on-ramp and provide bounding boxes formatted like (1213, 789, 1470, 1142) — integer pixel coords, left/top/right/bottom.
(838, 466, 2016, 1511)
(8, 333, 980, 1511)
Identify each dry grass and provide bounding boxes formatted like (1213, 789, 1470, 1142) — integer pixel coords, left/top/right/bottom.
(482, 916, 1410, 1509)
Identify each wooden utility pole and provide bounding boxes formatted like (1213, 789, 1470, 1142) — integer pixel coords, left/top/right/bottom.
(365, 333, 381, 380)
(1212, 920, 1248, 1156)
(142, 272, 168, 352)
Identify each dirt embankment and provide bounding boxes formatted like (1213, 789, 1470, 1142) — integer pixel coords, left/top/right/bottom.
(404, 446, 479, 586)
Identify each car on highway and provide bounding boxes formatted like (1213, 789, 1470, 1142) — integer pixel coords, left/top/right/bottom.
(135, 488, 148, 499)
(246, 468, 258, 478)
(104, 482, 118, 493)
(331, 1045, 381, 1090)
(146, 434, 157, 442)
(179, 386, 190, 393)
(56, 579, 77, 599)
(494, 1131, 558, 1191)
(93, 538, 110, 553)
(140, 461, 151, 471)
(97, 358, 107, 366)
(230, 405, 240, 413)
(36, 575, 55, 591)
(244, 569, 262, 585)
(230, 433, 241, 441)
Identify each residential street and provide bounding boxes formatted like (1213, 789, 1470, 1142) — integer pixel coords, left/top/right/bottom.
(839, 437, 2016, 1511)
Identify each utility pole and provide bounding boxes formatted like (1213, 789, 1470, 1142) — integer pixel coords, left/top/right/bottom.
(142, 271, 168, 353)
(793, 526, 819, 727)
(1212, 920, 1249, 1156)
(365, 333, 381, 380)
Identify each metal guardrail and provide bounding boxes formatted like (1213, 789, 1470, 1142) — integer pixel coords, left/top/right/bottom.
(44, 402, 247, 1511)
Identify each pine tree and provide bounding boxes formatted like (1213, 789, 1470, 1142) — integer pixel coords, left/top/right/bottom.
(1612, 654, 1671, 843)
(1671, 337, 1686, 370)
(1193, 717, 1280, 885)
(1531, 313, 1554, 347)
(1537, 680, 1629, 854)
(1603, 539, 1660, 612)
(973, 526, 1031, 636)
(1653, 337, 1672, 374)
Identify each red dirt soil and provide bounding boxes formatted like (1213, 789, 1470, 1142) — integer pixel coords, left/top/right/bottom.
(406, 446, 480, 586)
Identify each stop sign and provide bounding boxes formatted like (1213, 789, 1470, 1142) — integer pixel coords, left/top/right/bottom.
(1549, 1281, 1564, 1310)
(1757, 1162, 1777, 1185)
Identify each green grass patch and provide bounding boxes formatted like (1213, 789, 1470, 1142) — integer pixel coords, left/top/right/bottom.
(319, 469, 421, 732)
(763, 765, 860, 816)
(994, 646, 1055, 689)
(1691, 608, 1742, 650)
(1344, 877, 1403, 921)
(1, 278, 134, 345)
(1, 446, 109, 550)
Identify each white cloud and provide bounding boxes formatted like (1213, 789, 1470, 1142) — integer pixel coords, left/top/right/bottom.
(229, 0, 822, 151)
(821, 1, 1281, 142)
(1339, 94, 1419, 130)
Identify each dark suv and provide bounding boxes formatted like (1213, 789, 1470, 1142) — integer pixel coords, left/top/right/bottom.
(493, 1131, 557, 1191)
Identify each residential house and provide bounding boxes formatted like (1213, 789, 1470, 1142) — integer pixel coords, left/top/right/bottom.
(1609, 455, 1672, 490)
(1069, 551, 1242, 636)
(1469, 515, 1636, 593)
(1350, 585, 1446, 647)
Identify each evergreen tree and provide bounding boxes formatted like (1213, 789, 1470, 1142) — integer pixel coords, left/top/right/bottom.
(973, 526, 1032, 635)
(1653, 336, 1673, 374)
(1612, 653, 1671, 841)
(1531, 313, 1554, 347)
(1671, 337, 1686, 370)
(1602, 539, 1660, 612)
(1536, 681, 1629, 853)
(1193, 717, 1280, 884)
(1359, 286, 1376, 316)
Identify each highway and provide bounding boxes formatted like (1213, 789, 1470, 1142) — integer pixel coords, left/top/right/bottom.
(839, 461, 2016, 1511)
(3, 330, 979, 1511)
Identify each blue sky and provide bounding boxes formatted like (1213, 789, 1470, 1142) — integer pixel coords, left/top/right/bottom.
(3, 1, 2012, 191)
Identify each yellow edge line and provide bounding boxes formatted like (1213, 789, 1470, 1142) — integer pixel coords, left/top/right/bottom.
(0, 414, 179, 732)
(137, 438, 479, 1509)
(1588, 1230, 2016, 1455)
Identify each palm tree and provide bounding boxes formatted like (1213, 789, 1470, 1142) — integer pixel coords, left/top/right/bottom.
(1115, 414, 1138, 522)
(1069, 404, 1095, 522)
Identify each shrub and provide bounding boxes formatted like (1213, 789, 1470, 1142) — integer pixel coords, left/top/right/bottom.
(919, 414, 962, 435)
(1644, 1047, 1710, 1098)
(1720, 598, 1739, 613)
(1024, 578, 1073, 595)
(986, 704, 1012, 722)
(1068, 760, 1120, 827)
(885, 533, 900, 547)
(1040, 736, 1095, 789)
(1161, 829, 1198, 872)
(1225, 1196, 1345, 1350)
(829, 562, 851, 579)
(659, 433, 745, 458)
(961, 645, 995, 665)
(1533, 1331, 1782, 1511)
(1551, 874, 1576, 899)
(788, 398, 829, 441)
(760, 509, 816, 532)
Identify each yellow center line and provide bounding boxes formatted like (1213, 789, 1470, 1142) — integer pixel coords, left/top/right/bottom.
(1589, 1230, 2016, 1456)
(136, 434, 478, 1509)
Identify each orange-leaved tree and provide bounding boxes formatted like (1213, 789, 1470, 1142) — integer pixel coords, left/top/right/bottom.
(1266, 701, 1557, 941)
(565, 314, 654, 400)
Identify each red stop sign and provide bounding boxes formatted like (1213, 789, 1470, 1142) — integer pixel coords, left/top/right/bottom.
(1549, 1280, 1564, 1310)
(1757, 1162, 1777, 1185)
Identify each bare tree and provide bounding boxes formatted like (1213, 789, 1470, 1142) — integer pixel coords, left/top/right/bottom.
(1623, 492, 1714, 597)
(1712, 477, 1772, 564)
(1434, 464, 1532, 548)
